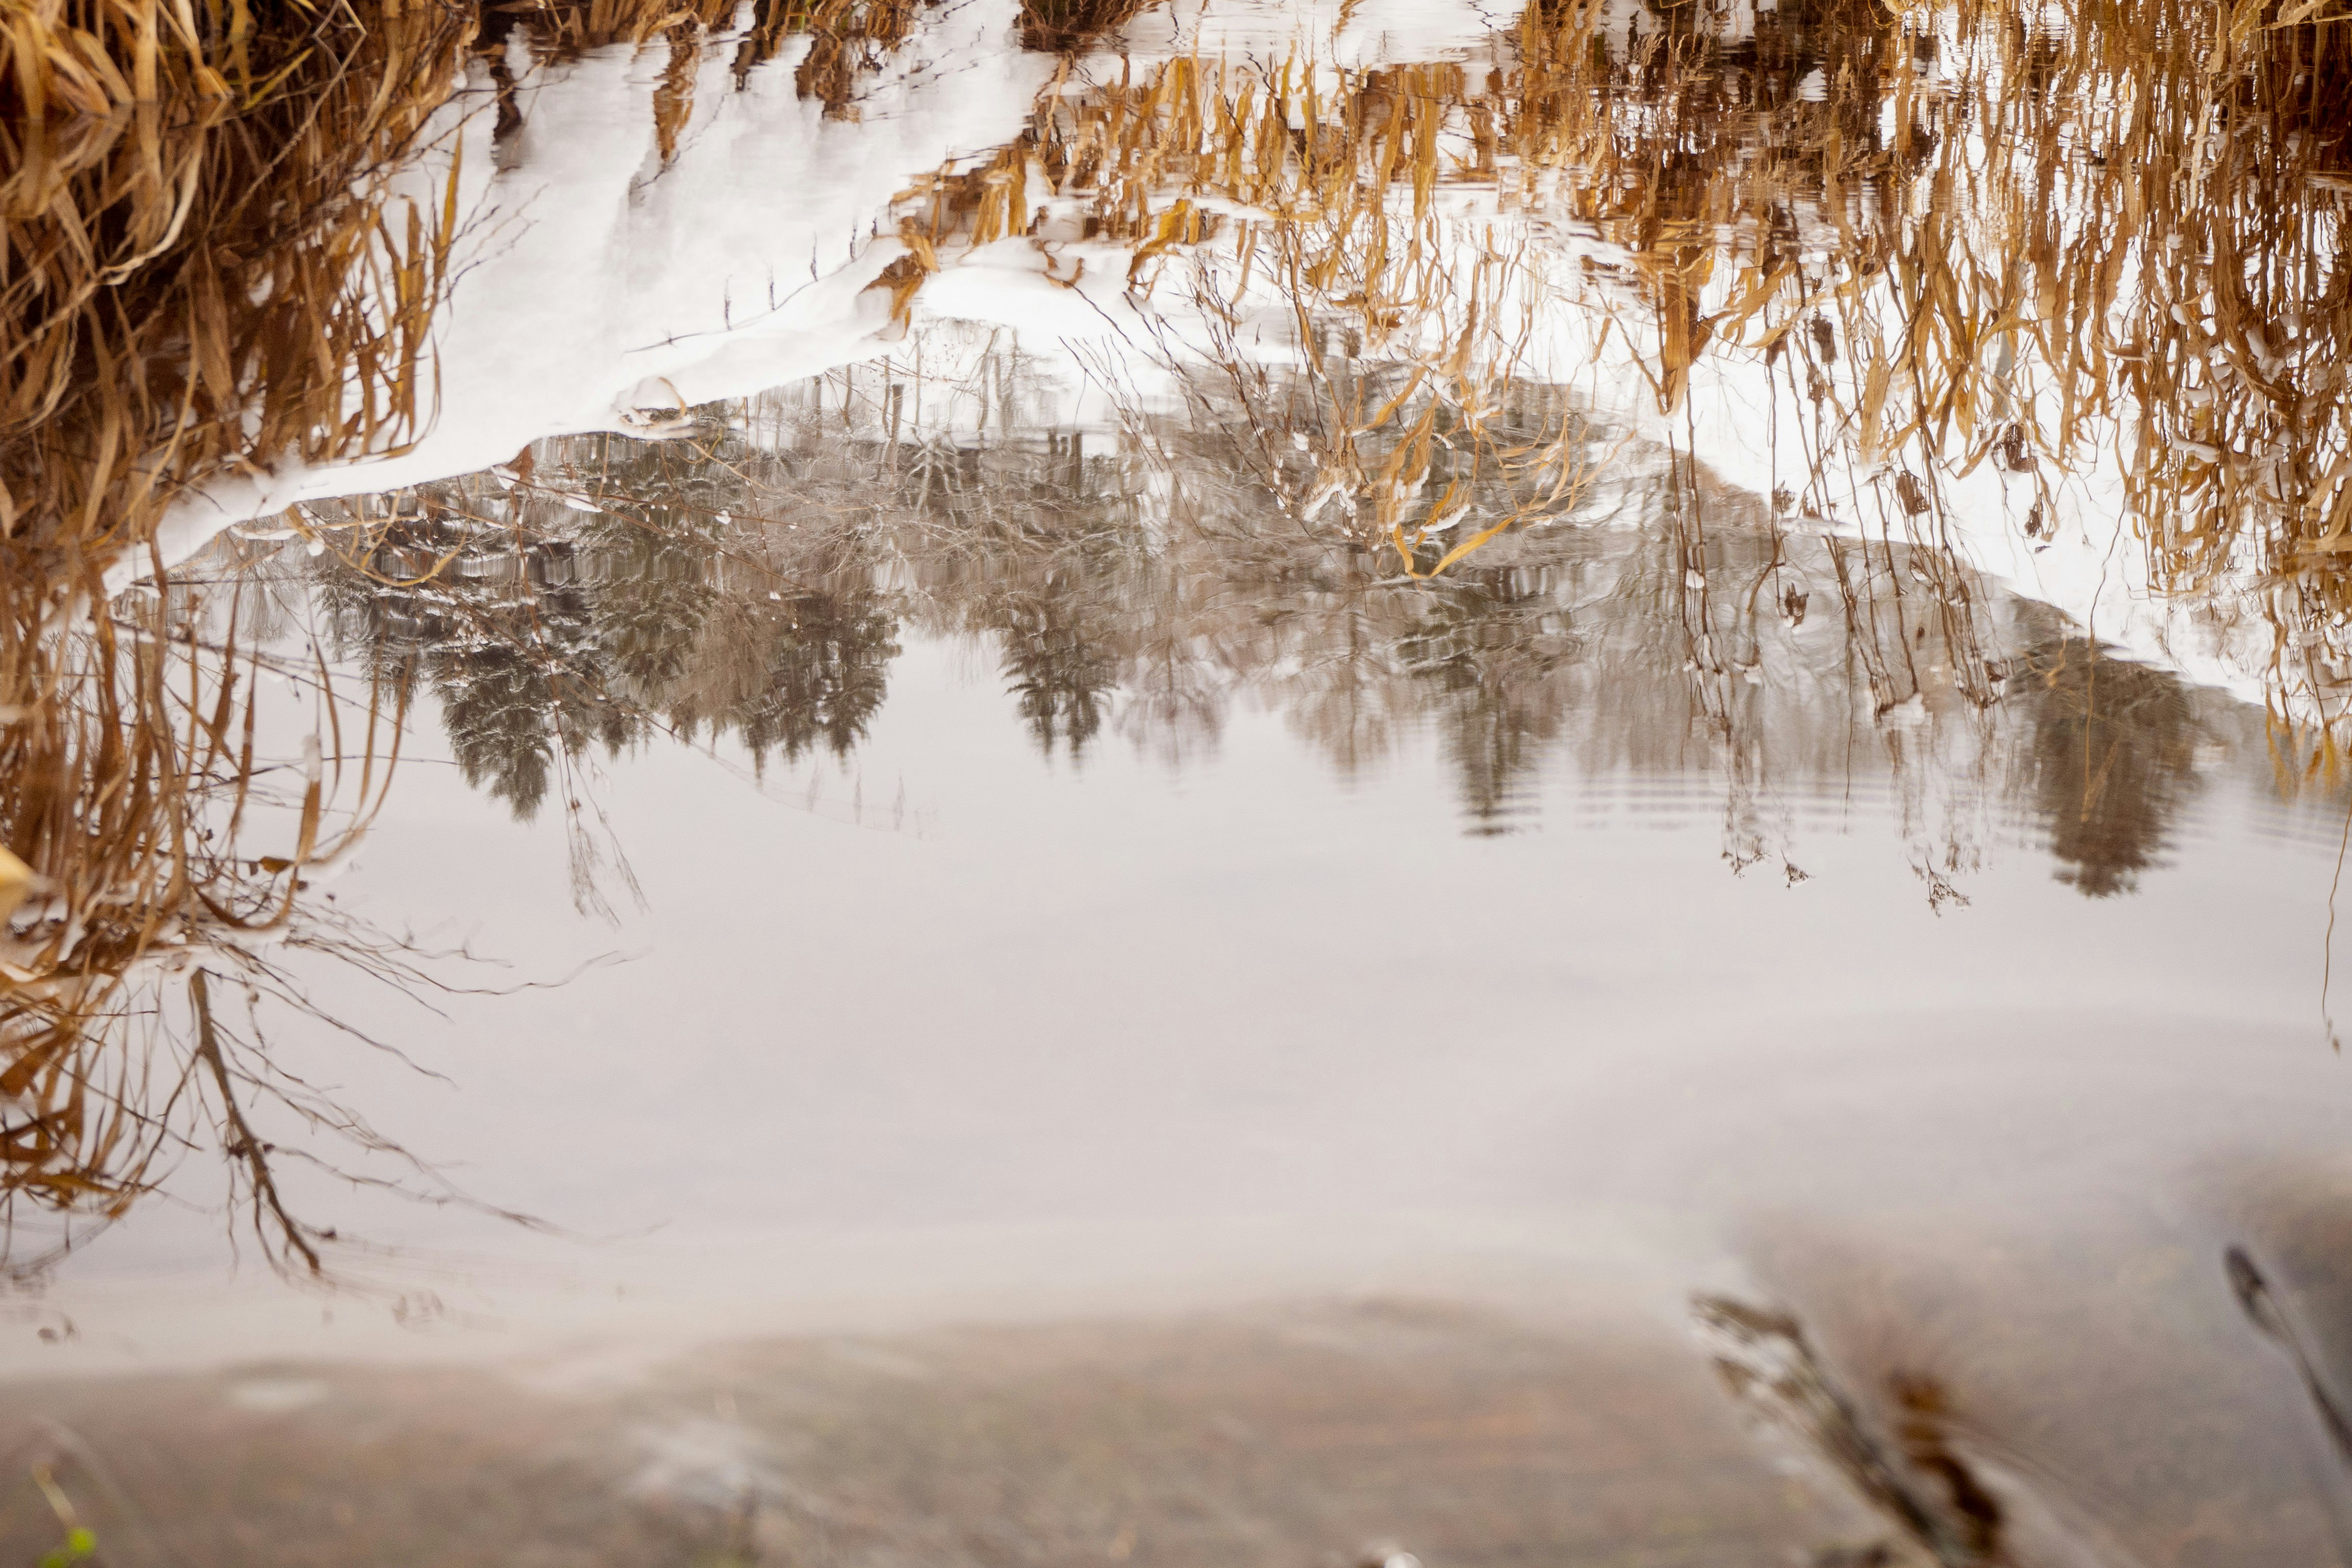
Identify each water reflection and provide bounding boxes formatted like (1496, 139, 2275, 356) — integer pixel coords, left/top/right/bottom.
(3, 0, 2351, 1558)
(278, 348, 2286, 899)
(10, 330, 2279, 1284)
(2016, 634, 2207, 899)
(0, 573, 415, 1281)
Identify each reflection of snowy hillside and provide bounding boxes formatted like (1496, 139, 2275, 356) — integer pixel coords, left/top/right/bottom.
(157, 0, 2352, 734)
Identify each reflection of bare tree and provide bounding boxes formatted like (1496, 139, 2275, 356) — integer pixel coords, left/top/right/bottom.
(725, 587, 901, 766)
(1395, 564, 1580, 834)
(999, 591, 1123, 757)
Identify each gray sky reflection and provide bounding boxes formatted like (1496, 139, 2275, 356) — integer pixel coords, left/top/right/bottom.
(28, 609, 2352, 1345)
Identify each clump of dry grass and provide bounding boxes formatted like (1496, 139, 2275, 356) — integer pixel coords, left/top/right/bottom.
(1016, 0, 1152, 55)
(0, 560, 414, 1280)
(473, 0, 744, 158)
(3, 0, 291, 119)
(721, 0, 935, 116)
(1, 2, 475, 589)
(2, 8, 468, 1278)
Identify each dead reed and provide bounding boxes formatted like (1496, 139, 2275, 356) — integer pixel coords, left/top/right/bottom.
(1, 4, 475, 589)
(0, 0, 482, 1275)
(868, 0, 2346, 740)
(725, 0, 936, 115)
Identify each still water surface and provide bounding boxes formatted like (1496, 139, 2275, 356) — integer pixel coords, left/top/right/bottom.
(4, 0, 2352, 1562)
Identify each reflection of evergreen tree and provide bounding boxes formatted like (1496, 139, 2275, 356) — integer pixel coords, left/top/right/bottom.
(425, 569, 616, 822)
(732, 587, 901, 765)
(1000, 592, 1119, 757)
(311, 561, 428, 714)
(1398, 566, 1579, 832)
(313, 448, 907, 820)
(316, 523, 625, 821)
(586, 511, 720, 698)
(950, 451, 1139, 763)
(438, 644, 571, 819)
(2018, 633, 2200, 897)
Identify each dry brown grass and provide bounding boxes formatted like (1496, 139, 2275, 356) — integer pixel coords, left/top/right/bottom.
(1, 6, 474, 582)
(0, 0, 479, 1275)
(720, 0, 933, 115)
(0, 564, 412, 1279)
(866, 0, 2345, 743)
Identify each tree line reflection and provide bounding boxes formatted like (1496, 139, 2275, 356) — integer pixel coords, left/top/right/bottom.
(287, 348, 2282, 901)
